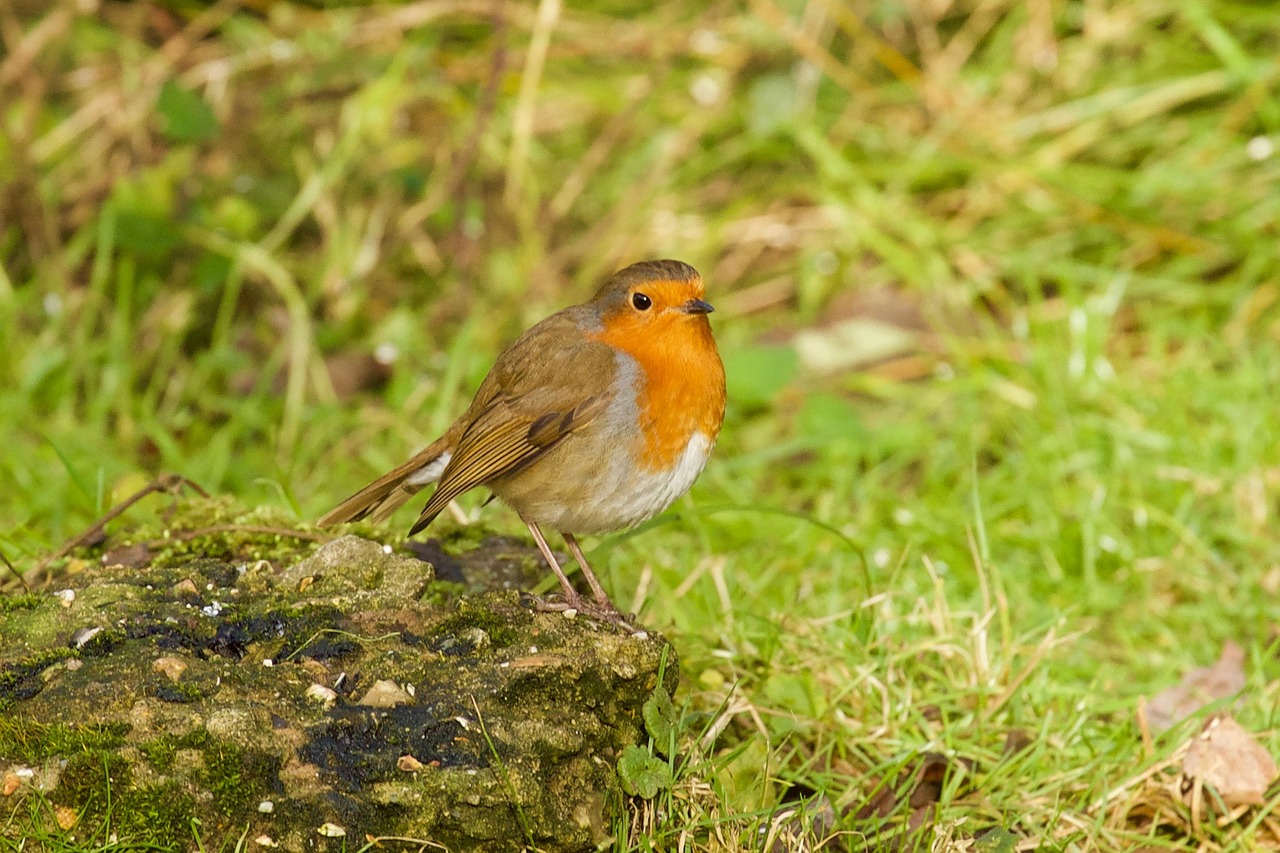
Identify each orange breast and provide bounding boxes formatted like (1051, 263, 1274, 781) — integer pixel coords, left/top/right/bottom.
(591, 313, 726, 472)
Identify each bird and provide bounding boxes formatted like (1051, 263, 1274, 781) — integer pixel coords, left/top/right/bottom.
(318, 259, 726, 619)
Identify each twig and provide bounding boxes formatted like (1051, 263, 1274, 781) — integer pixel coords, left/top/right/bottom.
(0, 544, 29, 591)
(37, 473, 209, 571)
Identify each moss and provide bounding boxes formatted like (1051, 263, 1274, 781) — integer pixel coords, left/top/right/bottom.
(82, 496, 320, 569)
(0, 648, 77, 702)
(0, 592, 43, 613)
(0, 717, 130, 763)
(434, 598, 520, 648)
(52, 750, 133, 820)
(276, 604, 355, 661)
(139, 738, 178, 772)
(75, 626, 128, 657)
(154, 681, 205, 703)
(3, 532, 674, 851)
(160, 729, 280, 818)
(117, 780, 196, 843)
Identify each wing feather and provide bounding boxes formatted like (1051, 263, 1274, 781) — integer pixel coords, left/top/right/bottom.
(407, 393, 608, 535)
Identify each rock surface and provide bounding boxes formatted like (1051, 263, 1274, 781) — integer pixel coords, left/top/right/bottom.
(0, 512, 675, 852)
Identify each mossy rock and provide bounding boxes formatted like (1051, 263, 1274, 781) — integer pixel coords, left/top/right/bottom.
(0, 510, 677, 852)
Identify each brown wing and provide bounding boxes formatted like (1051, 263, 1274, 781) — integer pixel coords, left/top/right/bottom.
(316, 435, 455, 527)
(407, 392, 608, 535)
(319, 304, 619, 534)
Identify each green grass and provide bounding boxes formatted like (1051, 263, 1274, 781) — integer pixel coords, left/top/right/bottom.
(4, 0, 1280, 849)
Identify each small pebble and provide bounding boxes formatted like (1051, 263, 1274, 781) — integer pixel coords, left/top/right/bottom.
(170, 578, 199, 597)
(357, 679, 413, 708)
(397, 754, 424, 772)
(316, 823, 346, 838)
(254, 834, 278, 847)
(152, 656, 188, 683)
(71, 626, 103, 649)
(305, 684, 338, 708)
(2, 773, 21, 797)
(258, 800, 274, 814)
(55, 589, 75, 607)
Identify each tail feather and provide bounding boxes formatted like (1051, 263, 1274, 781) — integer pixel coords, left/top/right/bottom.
(317, 437, 452, 527)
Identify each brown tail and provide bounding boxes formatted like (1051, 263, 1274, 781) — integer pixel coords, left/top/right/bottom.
(317, 436, 453, 527)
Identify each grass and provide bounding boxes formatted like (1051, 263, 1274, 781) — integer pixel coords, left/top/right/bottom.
(3, 0, 1280, 849)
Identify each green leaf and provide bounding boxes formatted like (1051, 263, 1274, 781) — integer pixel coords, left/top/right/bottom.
(642, 686, 678, 756)
(617, 745, 671, 799)
(157, 80, 219, 143)
(723, 344, 798, 408)
(975, 828, 1018, 853)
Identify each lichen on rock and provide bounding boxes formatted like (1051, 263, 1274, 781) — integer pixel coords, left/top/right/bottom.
(0, 504, 676, 852)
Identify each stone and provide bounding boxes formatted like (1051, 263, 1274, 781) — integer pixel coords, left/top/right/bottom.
(0, 506, 675, 853)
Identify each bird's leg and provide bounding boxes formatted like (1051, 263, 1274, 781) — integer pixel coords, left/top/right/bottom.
(524, 521, 583, 606)
(562, 533, 618, 611)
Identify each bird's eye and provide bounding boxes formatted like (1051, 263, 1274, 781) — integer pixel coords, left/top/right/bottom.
(632, 292, 652, 311)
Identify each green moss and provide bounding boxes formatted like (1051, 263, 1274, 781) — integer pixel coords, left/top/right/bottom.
(139, 738, 178, 772)
(86, 496, 321, 568)
(436, 598, 519, 648)
(0, 592, 43, 613)
(203, 740, 272, 817)
(75, 626, 128, 657)
(52, 750, 132, 820)
(418, 579, 468, 609)
(118, 780, 196, 842)
(0, 717, 130, 763)
(154, 681, 205, 703)
(165, 730, 279, 818)
(0, 648, 77, 701)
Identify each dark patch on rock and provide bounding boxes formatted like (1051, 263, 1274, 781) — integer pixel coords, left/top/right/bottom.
(404, 534, 551, 594)
(1, 508, 676, 853)
(302, 703, 490, 790)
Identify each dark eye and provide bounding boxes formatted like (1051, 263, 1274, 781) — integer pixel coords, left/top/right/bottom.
(632, 292, 652, 311)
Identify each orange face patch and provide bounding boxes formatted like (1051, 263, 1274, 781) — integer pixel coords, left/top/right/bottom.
(590, 279, 727, 471)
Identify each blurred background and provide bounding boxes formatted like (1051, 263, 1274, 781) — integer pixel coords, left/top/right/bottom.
(2, 0, 1279, 846)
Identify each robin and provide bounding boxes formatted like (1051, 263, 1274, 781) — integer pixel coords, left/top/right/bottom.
(319, 259, 726, 619)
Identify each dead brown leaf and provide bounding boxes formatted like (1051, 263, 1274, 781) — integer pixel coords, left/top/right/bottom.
(1182, 715, 1278, 808)
(847, 752, 960, 851)
(1146, 642, 1246, 734)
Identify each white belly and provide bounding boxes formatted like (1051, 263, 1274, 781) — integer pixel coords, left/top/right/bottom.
(510, 431, 715, 534)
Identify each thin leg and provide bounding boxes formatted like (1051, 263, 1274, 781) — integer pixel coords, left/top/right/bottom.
(562, 533, 617, 610)
(525, 521, 582, 604)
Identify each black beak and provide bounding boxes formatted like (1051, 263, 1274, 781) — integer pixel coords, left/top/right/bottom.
(681, 298, 715, 315)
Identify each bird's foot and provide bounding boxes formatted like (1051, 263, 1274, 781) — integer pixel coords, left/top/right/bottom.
(525, 593, 638, 628)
